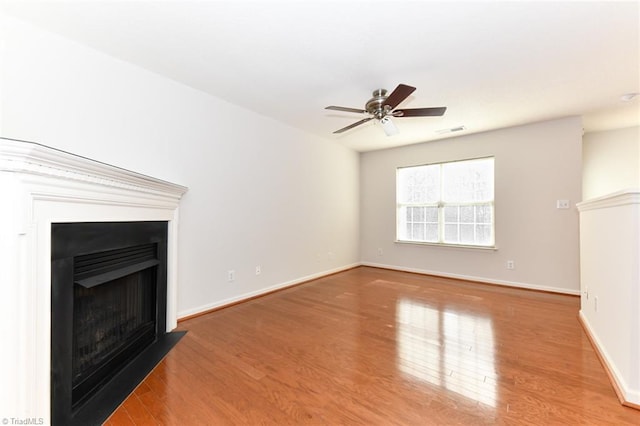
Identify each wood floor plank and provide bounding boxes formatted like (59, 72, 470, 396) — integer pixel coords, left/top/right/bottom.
(121, 393, 158, 425)
(105, 266, 640, 425)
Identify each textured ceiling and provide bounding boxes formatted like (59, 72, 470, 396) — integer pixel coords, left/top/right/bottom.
(2, 0, 639, 151)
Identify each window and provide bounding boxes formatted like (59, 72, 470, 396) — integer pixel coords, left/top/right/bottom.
(396, 157, 494, 247)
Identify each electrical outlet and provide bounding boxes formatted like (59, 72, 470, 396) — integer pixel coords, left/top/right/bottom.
(506, 260, 515, 270)
(556, 199, 570, 209)
(377, 248, 384, 256)
(594, 296, 598, 312)
(255, 265, 261, 275)
(227, 270, 235, 282)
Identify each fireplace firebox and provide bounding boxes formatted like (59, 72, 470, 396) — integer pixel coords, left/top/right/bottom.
(51, 221, 185, 426)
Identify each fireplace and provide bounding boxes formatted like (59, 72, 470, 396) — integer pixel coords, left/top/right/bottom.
(1, 139, 188, 425)
(51, 221, 183, 425)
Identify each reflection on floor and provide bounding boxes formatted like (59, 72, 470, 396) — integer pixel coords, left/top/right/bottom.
(397, 297, 496, 407)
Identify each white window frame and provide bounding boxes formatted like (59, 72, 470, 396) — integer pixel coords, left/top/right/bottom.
(396, 157, 495, 249)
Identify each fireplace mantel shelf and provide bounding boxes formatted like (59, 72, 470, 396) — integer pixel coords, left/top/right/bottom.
(0, 138, 188, 424)
(1, 138, 187, 200)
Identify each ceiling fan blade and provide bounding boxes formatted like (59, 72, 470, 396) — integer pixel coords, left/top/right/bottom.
(325, 106, 367, 114)
(393, 107, 447, 117)
(333, 117, 374, 134)
(383, 84, 416, 110)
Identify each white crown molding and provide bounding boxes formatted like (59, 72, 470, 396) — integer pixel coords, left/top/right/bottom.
(0, 138, 188, 202)
(576, 189, 640, 212)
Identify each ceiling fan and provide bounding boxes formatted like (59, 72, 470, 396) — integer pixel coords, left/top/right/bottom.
(325, 84, 446, 136)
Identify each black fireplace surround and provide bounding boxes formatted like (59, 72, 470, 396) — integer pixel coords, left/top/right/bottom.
(51, 221, 185, 426)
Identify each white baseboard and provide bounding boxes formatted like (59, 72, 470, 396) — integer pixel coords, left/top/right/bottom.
(177, 263, 360, 319)
(579, 311, 640, 408)
(360, 261, 581, 295)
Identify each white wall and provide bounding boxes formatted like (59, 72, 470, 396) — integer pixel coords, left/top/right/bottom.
(583, 126, 640, 200)
(0, 13, 360, 318)
(360, 118, 583, 294)
(578, 192, 640, 406)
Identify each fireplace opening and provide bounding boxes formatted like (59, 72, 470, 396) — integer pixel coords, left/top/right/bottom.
(51, 222, 185, 426)
(72, 243, 158, 408)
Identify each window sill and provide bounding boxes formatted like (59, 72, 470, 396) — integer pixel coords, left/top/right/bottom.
(395, 240, 497, 251)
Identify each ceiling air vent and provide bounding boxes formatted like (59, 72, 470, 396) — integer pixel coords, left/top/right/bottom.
(436, 125, 466, 134)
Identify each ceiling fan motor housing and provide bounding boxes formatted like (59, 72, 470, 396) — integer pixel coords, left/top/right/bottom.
(366, 89, 391, 119)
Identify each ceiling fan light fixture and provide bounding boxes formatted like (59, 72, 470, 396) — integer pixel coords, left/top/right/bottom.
(380, 117, 399, 136)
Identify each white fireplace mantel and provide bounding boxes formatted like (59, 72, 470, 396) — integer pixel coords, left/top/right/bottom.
(0, 138, 188, 423)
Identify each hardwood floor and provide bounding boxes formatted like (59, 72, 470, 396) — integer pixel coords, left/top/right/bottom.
(104, 267, 640, 425)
